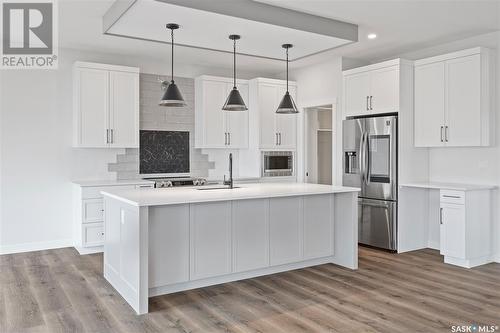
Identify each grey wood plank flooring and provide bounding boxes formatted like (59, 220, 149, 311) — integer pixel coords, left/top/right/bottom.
(0, 247, 498, 333)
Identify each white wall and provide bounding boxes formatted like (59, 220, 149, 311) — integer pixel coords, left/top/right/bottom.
(288, 57, 343, 184)
(0, 48, 271, 254)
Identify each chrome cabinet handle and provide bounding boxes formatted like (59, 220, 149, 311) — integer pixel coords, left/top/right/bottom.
(369, 96, 373, 110)
(276, 133, 278, 145)
(279, 133, 282, 145)
(443, 195, 461, 199)
(366, 96, 369, 111)
(106, 129, 109, 144)
(109, 129, 114, 144)
(228, 132, 231, 145)
(440, 208, 443, 225)
(225, 132, 227, 145)
(445, 126, 449, 142)
(440, 126, 444, 142)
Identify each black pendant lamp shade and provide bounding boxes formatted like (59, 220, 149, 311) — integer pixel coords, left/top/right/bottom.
(276, 44, 299, 114)
(160, 23, 186, 107)
(222, 35, 248, 111)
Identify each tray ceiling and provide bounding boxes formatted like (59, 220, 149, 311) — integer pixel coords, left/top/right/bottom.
(103, 0, 358, 62)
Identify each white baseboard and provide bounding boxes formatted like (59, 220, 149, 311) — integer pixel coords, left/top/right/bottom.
(493, 254, 500, 263)
(427, 240, 440, 251)
(0, 239, 73, 255)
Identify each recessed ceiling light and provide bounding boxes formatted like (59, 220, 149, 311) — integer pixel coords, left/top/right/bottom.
(367, 33, 377, 40)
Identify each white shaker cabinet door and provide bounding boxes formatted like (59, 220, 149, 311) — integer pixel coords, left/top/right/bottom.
(109, 71, 139, 148)
(76, 68, 109, 147)
(269, 197, 303, 265)
(259, 84, 279, 148)
(225, 82, 249, 148)
(344, 72, 371, 117)
(190, 202, 232, 280)
(440, 203, 466, 259)
(232, 199, 269, 273)
(276, 85, 297, 149)
(370, 66, 399, 114)
(303, 195, 334, 259)
(202, 80, 228, 147)
(445, 54, 481, 147)
(414, 62, 446, 147)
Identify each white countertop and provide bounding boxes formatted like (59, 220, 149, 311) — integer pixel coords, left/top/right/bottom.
(400, 182, 496, 191)
(72, 179, 155, 187)
(102, 183, 360, 207)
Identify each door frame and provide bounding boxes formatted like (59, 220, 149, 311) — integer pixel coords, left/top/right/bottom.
(298, 98, 338, 185)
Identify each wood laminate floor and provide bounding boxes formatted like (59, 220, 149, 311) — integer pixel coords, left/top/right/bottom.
(0, 247, 499, 333)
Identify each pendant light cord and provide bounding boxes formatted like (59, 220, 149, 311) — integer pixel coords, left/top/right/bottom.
(233, 39, 236, 88)
(286, 47, 289, 92)
(171, 28, 174, 82)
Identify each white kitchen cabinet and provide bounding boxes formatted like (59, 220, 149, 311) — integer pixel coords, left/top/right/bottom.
(249, 78, 297, 149)
(232, 199, 269, 273)
(439, 189, 492, 268)
(190, 201, 232, 280)
(303, 195, 334, 259)
(414, 62, 446, 147)
(269, 197, 303, 265)
(73, 62, 139, 148)
(149, 205, 190, 287)
(414, 48, 494, 147)
(195, 76, 249, 148)
(73, 180, 154, 255)
(343, 60, 401, 117)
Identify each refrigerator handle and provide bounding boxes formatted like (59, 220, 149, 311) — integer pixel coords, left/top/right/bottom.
(365, 133, 370, 185)
(359, 132, 365, 183)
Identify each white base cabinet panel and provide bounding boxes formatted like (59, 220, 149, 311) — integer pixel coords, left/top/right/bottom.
(232, 199, 270, 273)
(103, 192, 358, 314)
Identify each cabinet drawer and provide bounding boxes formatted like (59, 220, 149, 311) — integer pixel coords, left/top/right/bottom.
(440, 190, 465, 204)
(83, 223, 104, 247)
(82, 185, 135, 199)
(83, 199, 104, 223)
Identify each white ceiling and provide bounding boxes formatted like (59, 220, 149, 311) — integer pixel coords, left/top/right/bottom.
(105, 0, 356, 61)
(59, 0, 500, 74)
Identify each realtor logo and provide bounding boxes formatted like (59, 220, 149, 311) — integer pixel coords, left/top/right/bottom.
(1, 0, 58, 69)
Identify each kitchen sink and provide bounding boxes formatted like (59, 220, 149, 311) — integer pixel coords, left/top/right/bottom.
(196, 186, 240, 191)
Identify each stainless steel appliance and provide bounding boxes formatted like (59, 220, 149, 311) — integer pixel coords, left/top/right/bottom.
(262, 151, 294, 177)
(145, 177, 207, 188)
(343, 114, 398, 251)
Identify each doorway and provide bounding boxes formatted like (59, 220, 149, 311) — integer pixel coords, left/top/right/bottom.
(304, 105, 333, 185)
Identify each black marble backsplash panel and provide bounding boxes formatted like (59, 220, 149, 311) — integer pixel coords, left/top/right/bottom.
(139, 130, 190, 174)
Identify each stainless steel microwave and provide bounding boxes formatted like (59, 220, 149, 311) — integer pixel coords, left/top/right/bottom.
(262, 151, 294, 177)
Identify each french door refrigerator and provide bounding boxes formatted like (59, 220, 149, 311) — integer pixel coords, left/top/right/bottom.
(343, 114, 398, 251)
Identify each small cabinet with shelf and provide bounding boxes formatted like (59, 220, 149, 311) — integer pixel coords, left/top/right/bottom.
(194, 76, 249, 149)
(73, 62, 139, 148)
(343, 60, 402, 117)
(414, 47, 494, 147)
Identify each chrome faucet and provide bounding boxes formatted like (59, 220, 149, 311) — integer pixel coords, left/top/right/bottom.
(223, 153, 233, 189)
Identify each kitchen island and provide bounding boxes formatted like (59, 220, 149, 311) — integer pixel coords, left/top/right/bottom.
(102, 183, 360, 314)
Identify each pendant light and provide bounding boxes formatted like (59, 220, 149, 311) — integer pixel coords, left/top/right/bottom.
(222, 35, 248, 111)
(159, 23, 186, 107)
(276, 44, 298, 114)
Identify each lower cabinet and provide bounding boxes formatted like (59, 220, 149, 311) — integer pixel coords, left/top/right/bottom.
(147, 195, 336, 287)
(269, 197, 303, 265)
(303, 195, 334, 259)
(232, 199, 270, 273)
(439, 189, 491, 268)
(190, 202, 232, 280)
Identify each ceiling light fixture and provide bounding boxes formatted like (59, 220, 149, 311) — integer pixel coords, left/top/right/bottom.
(367, 33, 377, 40)
(159, 23, 186, 107)
(222, 35, 248, 111)
(276, 44, 298, 114)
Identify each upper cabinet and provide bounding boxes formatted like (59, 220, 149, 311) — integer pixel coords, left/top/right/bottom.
(343, 60, 402, 117)
(249, 78, 297, 149)
(414, 48, 494, 147)
(73, 62, 139, 148)
(195, 76, 249, 149)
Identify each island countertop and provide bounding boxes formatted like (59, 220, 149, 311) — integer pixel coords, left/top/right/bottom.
(101, 182, 360, 207)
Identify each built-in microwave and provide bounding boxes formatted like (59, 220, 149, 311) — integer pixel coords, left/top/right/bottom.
(261, 151, 294, 177)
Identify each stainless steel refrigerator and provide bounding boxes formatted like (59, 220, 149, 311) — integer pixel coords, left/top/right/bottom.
(343, 114, 398, 251)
